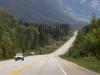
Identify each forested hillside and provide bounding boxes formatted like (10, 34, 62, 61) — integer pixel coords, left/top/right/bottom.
(62, 13, 100, 73)
(0, 8, 71, 60)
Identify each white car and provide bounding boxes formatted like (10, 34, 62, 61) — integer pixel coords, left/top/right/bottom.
(15, 53, 24, 61)
(30, 52, 35, 55)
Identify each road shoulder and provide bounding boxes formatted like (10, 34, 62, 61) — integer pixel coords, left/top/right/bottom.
(57, 57, 100, 75)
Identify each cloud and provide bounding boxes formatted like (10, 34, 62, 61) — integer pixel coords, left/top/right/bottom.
(54, 0, 89, 22)
(90, 0, 100, 11)
(74, 0, 87, 4)
(80, 0, 87, 4)
(68, 11, 89, 22)
(62, 5, 89, 22)
(75, 0, 100, 11)
(58, 0, 88, 22)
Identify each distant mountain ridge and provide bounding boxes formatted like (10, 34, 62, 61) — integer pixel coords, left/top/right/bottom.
(0, 0, 87, 27)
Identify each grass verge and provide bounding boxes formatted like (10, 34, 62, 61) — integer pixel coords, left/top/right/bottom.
(61, 55, 100, 74)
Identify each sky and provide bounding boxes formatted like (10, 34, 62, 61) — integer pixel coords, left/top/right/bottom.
(0, 0, 100, 23)
(60, 0, 100, 22)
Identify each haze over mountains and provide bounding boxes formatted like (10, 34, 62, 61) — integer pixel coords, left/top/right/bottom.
(0, 0, 94, 26)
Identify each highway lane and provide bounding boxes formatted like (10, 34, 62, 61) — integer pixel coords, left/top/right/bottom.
(57, 57, 100, 75)
(0, 31, 99, 75)
(51, 31, 78, 56)
(0, 55, 46, 75)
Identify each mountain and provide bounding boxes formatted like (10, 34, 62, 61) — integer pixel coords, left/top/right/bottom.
(0, 0, 87, 26)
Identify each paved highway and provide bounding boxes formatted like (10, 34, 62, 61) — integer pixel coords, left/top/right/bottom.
(0, 31, 99, 75)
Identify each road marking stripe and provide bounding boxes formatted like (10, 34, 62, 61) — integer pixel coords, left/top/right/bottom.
(55, 57, 68, 75)
(10, 60, 38, 75)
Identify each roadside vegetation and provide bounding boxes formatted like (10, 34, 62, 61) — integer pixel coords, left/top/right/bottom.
(0, 7, 71, 60)
(38, 36, 68, 54)
(62, 13, 100, 73)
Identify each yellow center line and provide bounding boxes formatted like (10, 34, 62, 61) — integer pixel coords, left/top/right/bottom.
(10, 60, 38, 75)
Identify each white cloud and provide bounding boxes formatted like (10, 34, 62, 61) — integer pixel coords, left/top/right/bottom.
(74, 0, 100, 11)
(80, 0, 87, 4)
(90, 0, 100, 11)
(68, 11, 89, 22)
(58, 0, 88, 22)
(74, 0, 87, 4)
(55, 0, 89, 22)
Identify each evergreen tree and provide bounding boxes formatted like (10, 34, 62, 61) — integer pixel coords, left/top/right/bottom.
(91, 12, 97, 29)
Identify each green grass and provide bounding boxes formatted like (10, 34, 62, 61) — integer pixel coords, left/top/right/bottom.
(61, 56, 100, 74)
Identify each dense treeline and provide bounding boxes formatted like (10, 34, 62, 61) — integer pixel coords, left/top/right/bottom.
(0, 8, 71, 59)
(66, 13, 100, 59)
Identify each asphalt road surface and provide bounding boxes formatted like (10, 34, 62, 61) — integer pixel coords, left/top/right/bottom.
(0, 31, 99, 75)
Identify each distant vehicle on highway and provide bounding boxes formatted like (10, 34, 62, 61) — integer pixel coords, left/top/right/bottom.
(30, 52, 35, 55)
(15, 53, 24, 61)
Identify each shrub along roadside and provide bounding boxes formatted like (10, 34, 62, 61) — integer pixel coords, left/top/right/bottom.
(0, 7, 71, 60)
(61, 29, 100, 74)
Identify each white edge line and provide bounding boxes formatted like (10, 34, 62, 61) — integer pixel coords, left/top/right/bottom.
(55, 57, 68, 75)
